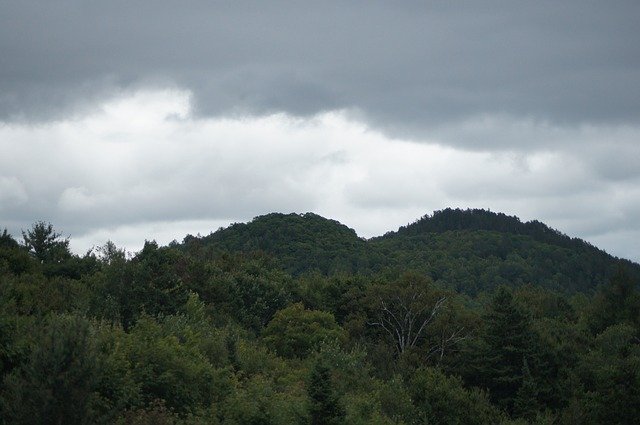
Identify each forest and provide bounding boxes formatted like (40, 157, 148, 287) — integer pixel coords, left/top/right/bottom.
(0, 208, 639, 424)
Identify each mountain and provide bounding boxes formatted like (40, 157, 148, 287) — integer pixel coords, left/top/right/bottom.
(185, 213, 373, 275)
(182, 208, 640, 294)
(372, 208, 640, 294)
(3, 210, 640, 422)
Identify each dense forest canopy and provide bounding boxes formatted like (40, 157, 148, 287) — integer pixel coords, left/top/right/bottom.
(0, 209, 639, 424)
(186, 209, 640, 294)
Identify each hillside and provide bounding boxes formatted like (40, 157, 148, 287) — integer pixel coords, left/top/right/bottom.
(1, 211, 639, 423)
(184, 208, 640, 294)
(184, 213, 374, 275)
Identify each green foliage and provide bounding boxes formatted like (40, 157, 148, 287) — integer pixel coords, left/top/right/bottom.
(479, 286, 537, 412)
(587, 266, 640, 333)
(377, 375, 416, 424)
(21, 221, 71, 264)
(409, 367, 502, 424)
(0, 229, 32, 275)
(197, 213, 371, 275)
(513, 358, 540, 420)
(220, 373, 308, 425)
(263, 303, 346, 359)
(89, 241, 191, 329)
(0, 214, 638, 423)
(364, 272, 455, 358)
(125, 315, 231, 414)
(221, 260, 293, 331)
(575, 323, 640, 423)
(308, 357, 345, 425)
(0, 314, 99, 424)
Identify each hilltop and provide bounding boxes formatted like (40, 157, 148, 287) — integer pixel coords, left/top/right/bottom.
(180, 208, 640, 294)
(2, 209, 639, 423)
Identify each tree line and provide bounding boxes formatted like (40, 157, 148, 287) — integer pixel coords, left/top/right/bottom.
(0, 217, 638, 424)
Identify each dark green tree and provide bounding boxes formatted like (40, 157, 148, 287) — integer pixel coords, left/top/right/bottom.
(308, 358, 344, 425)
(480, 286, 536, 412)
(22, 221, 71, 264)
(263, 303, 346, 359)
(576, 323, 640, 423)
(0, 315, 99, 424)
(513, 358, 539, 420)
(409, 367, 501, 424)
(0, 228, 32, 274)
(588, 266, 640, 333)
(0, 228, 18, 249)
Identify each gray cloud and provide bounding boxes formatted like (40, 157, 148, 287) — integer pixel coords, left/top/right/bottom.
(2, 1, 639, 146)
(0, 101, 638, 261)
(1, 2, 639, 263)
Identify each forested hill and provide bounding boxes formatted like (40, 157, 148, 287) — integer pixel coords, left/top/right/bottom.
(188, 213, 371, 275)
(183, 209, 640, 294)
(372, 208, 640, 293)
(2, 213, 640, 423)
(381, 208, 601, 252)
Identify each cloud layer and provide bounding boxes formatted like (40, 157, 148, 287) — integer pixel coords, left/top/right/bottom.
(1, 90, 639, 261)
(1, 2, 639, 262)
(2, 1, 639, 144)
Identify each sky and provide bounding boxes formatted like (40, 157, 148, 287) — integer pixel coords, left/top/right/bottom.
(1, 1, 639, 262)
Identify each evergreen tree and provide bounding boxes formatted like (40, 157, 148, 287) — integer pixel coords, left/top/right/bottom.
(1, 315, 99, 424)
(481, 286, 535, 412)
(307, 358, 344, 425)
(513, 357, 539, 420)
(22, 221, 70, 264)
(0, 229, 18, 249)
(588, 266, 640, 333)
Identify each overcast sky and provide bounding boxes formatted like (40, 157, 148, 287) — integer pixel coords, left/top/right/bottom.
(1, 1, 639, 262)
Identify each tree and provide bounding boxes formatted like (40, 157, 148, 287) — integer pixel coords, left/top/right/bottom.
(22, 221, 70, 264)
(423, 295, 476, 367)
(0, 228, 32, 274)
(0, 228, 18, 249)
(367, 273, 447, 356)
(308, 357, 345, 425)
(263, 303, 346, 359)
(480, 286, 536, 412)
(409, 367, 501, 424)
(576, 323, 640, 423)
(513, 358, 539, 420)
(588, 266, 640, 333)
(1, 315, 99, 424)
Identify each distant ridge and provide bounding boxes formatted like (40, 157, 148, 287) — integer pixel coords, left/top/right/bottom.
(182, 208, 639, 294)
(383, 208, 602, 253)
(193, 213, 368, 275)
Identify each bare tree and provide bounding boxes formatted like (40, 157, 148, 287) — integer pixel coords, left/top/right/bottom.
(426, 325, 472, 366)
(368, 273, 447, 355)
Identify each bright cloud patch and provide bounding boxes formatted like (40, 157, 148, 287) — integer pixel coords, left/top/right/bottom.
(0, 89, 639, 261)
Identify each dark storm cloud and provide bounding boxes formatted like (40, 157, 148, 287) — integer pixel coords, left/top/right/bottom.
(2, 1, 639, 141)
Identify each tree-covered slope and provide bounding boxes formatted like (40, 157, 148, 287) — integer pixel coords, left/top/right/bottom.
(187, 213, 375, 275)
(372, 208, 640, 294)
(1, 217, 639, 423)
(186, 208, 640, 294)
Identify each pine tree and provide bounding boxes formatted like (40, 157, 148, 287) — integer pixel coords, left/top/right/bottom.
(308, 358, 344, 425)
(22, 221, 70, 264)
(513, 357, 539, 420)
(481, 286, 535, 412)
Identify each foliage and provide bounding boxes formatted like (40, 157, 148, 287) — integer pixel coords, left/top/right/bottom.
(409, 367, 502, 424)
(0, 314, 99, 424)
(263, 303, 346, 359)
(0, 215, 638, 423)
(365, 272, 448, 355)
(308, 357, 345, 425)
(478, 286, 537, 412)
